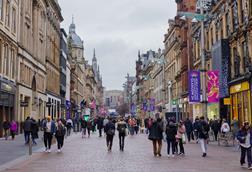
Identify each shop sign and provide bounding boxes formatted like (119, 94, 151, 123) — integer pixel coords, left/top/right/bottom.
(189, 71, 201, 103)
(46, 102, 52, 107)
(230, 82, 249, 94)
(207, 71, 219, 103)
(20, 101, 29, 107)
(1, 82, 13, 92)
(223, 98, 231, 105)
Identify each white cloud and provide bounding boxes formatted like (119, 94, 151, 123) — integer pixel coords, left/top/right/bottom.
(59, 0, 177, 90)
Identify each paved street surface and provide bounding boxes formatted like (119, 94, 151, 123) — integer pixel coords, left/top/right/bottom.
(0, 132, 44, 166)
(1, 132, 245, 172)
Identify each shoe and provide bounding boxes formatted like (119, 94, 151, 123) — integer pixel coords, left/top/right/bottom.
(171, 154, 175, 158)
(57, 149, 61, 153)
(241, 163, 246, 168)
(44, 148, 48, 152)
(248, 166, 252, 170)
(167, 155, 170, 158)
(48, 149, 51, 153)
(202, 153, 207, 157)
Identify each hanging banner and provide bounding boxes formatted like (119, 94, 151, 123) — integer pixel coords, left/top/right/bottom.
(207, 71, 219, 103)
(189, 71, 201, 103)
(149, 98, 155, 112)
(142, 99, 148, 112)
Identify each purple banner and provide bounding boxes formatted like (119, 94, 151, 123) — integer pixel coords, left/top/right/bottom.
(149, 98, 155, 112)
(142, 99, 148, 112)
(189, 71, 201, 103)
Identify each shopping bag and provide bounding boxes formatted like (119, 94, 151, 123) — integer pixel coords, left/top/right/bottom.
(182, 134, 186, 144)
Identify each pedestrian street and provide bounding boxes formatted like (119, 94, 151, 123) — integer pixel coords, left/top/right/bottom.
(1, 132, 244, 172)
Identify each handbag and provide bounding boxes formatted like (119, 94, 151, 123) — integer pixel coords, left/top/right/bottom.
(182, 134, 186, 144)
(125, 128, 128, 136)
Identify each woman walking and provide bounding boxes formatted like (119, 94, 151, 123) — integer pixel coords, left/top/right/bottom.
(237, 121, 252, 169)
(148, 115, 163, 157)
(55, 120, 66, 152)
(176, 120, 186, 155)
(105, 118, 115, 152)
(42, 116, 56, 153)
(165, 120, 177, 157)
(117, 117, 127, 151)
(10, 120, 17, 140)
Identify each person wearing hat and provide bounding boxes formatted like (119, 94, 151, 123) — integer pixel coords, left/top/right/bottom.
(42, 116, 56, 153)
(237, 121, 252, 169)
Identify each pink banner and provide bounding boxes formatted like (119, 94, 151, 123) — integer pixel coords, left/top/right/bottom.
(207, 71, 219, 103)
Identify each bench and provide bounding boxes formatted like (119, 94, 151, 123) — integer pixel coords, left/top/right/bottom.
(218, 132, 234, 146)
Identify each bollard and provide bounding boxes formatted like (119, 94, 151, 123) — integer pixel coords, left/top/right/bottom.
(29, 134, 32, 156)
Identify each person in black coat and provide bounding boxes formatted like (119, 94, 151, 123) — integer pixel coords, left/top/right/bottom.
(166, 120, 177, 157)
(148, 116, 163, 157)
(31, 118, 39, 145)
(185, 118, 194, 142)
(97, 117, 104, 137)
(104, 118, 116, 151)
(211, 119, 220, 141)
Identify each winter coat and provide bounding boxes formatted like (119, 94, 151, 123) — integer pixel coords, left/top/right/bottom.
(176, 125, 186, 139)
(165, 123, 177, 141)
(42, 120, 56, 134)
(55, 124, 66, 137)
(97, 118, 104, 129)
(148, 120, 163, 140)
(197, 120, 210, 139)
(105, 121, 116, 136)
(117, 121, 127, 134)
(31, 120, 39, 139)
(184, 120, 193, 133)
(23, 119, 32, 132)
(10, 122, 17, 132)
(211, 120, 220, 132)
(237, 129, 252, 144)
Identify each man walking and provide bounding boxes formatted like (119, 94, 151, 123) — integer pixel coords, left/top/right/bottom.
(117, 117, 127, 151)
(104, 118, 115, 152)
(23, 117, 32, 144)
(3, 120, 10, 140)
(197, 116, 210, 157)
(97, 116, 104, 137)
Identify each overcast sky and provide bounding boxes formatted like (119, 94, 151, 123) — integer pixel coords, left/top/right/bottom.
(59, 0, 177, 90)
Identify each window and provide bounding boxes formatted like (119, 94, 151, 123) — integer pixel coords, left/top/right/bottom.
(5, 0, 10, 27)
(0, 0, 3, 20)
(12, 8, 16, 33)
(226, 13, 230, 36)
(11, 49, 15, 79)
(3, 44, 8, 76)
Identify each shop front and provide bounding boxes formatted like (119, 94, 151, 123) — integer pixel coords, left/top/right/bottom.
(0, 79, 16, 137)
(207, 103, 219, 120)
(230, 81, 251, 126)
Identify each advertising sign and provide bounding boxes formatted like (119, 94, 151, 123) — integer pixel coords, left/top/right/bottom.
(207, 71, 219, 103)
(189, 71, 201, 103)
(149, 98, 155, 112)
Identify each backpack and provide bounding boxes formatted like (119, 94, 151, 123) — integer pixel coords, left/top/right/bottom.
(118, 124, 126, 134)
(107, 128, 115, 135)
(201, 122, 209, 138)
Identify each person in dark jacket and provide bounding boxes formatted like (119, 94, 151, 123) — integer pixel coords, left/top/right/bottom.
(148, 115, 163, 157)
(193, 116, 200, 142)
(55, 119, 66, 153)
(104, 118, 116, 151)
(237, 121, 252, 169)
(166, 120, 177, 157)
(23, 117, 32, 144)
(31, 118, 39, 145)
(185, 118, 193, 142)
(97, 117, 104, 137)
(80, 117, 87, 138)
(3, 120, 10, 140)
(117, 117, 127, 151)
(211, 119, 220, 141)
(197, 116, 210, 157)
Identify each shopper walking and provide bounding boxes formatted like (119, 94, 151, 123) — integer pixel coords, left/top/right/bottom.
(165, 120, 177, 157)
(176, 120, 186, 155)
(97, 116, 104, 137)
(10, 120, 17, 140)
(184, 118, 193, 142)
(66, 118, 73, 136)
(211, 118, 220, 141)
(117, 117, 127, 151)
(31, 118, 39, 145)
(237, 121, 252, 169)
(55, 119, 66, 152)
(193, 116, 200, 143)
(105, 118, 115, 152)
(148, 115, 163, 157)
(3, 120, 10, 140)
(42, 116, 56, 153)
(80, 116, 87, 138)
(197, 116, 210, 157)
(23, 117, 32, 144)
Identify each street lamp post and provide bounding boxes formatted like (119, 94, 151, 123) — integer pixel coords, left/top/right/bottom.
(178, 0, 209, 119)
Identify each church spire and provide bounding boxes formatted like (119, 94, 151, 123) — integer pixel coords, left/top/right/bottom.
(93, 48, 97, 61)
(69, 15, 76, 33)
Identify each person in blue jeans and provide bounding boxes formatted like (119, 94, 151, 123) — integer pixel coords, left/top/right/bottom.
(165, 120, 177, 157)
(237, 121, 252, 170)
